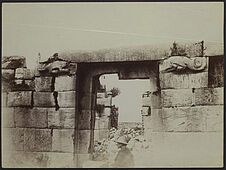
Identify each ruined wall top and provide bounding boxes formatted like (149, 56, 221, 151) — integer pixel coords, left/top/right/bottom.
(56, 41, 223, 63)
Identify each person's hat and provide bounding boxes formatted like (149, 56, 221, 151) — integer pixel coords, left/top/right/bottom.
(116, 136, 128, 145)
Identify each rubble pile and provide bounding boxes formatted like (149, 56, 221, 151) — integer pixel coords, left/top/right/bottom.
(92, 126, 151, 162)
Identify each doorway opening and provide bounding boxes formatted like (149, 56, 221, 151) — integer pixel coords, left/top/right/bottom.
(92, 73, 151, 164)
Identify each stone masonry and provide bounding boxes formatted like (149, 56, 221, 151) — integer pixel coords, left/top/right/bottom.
(2, 41, 224, 167)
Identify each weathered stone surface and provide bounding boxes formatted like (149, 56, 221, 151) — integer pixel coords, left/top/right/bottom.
(35, 77, 53, 92)
(95, 116, 109, 130)
(58, 91, 76, 108)
(2, 107, 15, 127)
(24, 129, 52, 152)
(160, 72, 189, 89)
(2, 69, 15, 81)
(2, 56, 26, 69)
(189, 72, 208, 88)
(143, 109, 164, 132)
(96, 96, 112, 106)
(14, 79, 35, 91)
(77, 130, 90, 154)
(141, 106, 150, 116)
(7, 91, 32, 106)
(15, 68, 34, 79)
(142, 92, 161, 108)
(104, 107, 111, 116)
(160, 71, 208, 89)
(161, 89, 193, 107)
(2, 128, 24, 151)
(15, 107, 48, 128)
(52, 129, 74, 153)
(195, 87, 223, 105)
(162, 106, 223, 132)
(48, 108, 75, 129)
(33, 92, 55, 107)
(96, 92, 106, 98)
(55, 75, 76, 91)
(159, 56, 207, 72)
(78, 110, 91, 130)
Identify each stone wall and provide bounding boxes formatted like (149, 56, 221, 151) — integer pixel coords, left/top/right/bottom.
(2, 56, 77, 168)
(143, 56, 223, 167)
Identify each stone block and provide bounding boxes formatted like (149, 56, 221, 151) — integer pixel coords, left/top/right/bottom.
(160, 71, 208, 89)
(2, 92, 7, 107)
(96, 96, 112, 106)
(2, 128, 24, 151)
(33, 92, 55, 107)
(142, 92, 161, 108)
(95, 117, 110, 130)
(48, 108, 75, 129)
(52, 129, 74, 153)
(188, 71, 208, 88)
(35, 76, 53, 92)
(77, 130, 90, 154)
(162, 106, 223, 132)
(97, 92, 106, 98)
(78, 110, 91, 130)
(15, 68, 34, 79)
(55, 75, 76, 91)
(2, 107, 15, 128)
(15, 107, 48, 128)
(14, 79, 35, 91)
(2, 69, 15, 81)
(195, 87, 223, 105)
(7, 91, 32, 106)
(161, 89, 193, 107)
(2, 56, 26, 69)
(141, 106, 150, 116)
(24, 129, 52, 152)
(58, 91, 76, 108)
(143, 109, 164, 132)
(160, 72, 189, 89)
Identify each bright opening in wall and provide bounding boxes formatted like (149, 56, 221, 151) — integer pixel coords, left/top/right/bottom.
(99, 73, 150, 123)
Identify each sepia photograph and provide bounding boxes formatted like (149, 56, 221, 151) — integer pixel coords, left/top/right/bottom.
(1, 1, 224, 168)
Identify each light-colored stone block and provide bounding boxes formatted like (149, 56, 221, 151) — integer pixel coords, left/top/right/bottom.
(96, 92, 106, 98)
(48, 108, 75, 129)
(188, 71, 208, 88)
(94, 116, 109, 130)
(55, 75, 76, 91)
(160, 72, 189, 89)
(24, 129, 52, 152)
(48, 152, 75, 168)
(58, 91, 76, 108)
(161, 89, 193, 107)
(7, 91, 32, 106)
(2, 128, 24, 151)
(52, 129, 74, 153)
(15, 68, 34, 79)
(195, 87, 223, 105)
(96, 96, 112, 106)
(143, 109, 164, 132)
(35, 76, 53, 92)
(15, 107, 48, 128)
(33, 92, 55, 107)
(94, 129, 109, 141)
